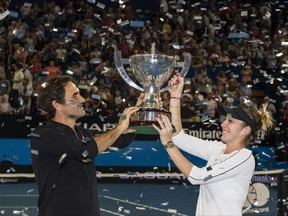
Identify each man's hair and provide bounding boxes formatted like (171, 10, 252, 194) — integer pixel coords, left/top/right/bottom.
(38, 76, 72, 119)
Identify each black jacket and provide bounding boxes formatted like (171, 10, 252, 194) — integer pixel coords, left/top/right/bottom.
(30, 120, 134, 216)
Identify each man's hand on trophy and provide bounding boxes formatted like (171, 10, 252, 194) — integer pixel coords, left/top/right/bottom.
(168, 73, 184, 98)
(117, 106, 139, 134)
(135, 92, 144, 107)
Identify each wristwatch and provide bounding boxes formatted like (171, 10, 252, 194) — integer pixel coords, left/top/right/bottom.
(164, 141, 175, 149)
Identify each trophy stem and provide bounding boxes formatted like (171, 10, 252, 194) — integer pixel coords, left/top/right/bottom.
(141, 84, 160, 109)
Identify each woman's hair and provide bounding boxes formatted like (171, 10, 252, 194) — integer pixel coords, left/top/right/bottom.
(241, 102, 274, 133)
(38, 75, 72, 119)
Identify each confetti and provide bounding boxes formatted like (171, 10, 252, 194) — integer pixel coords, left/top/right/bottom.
(87, 0, 96, 3)
(58, 153, 67, 164)
(91, 94, 101, 100)
(167, 208, 177, 213)
(0, 10, 9, 20)
(24, 116, 32, 121)
(27, 189, 34, 193)
(24, 2, 32, 7)
(109, 147, 119, 151)
(88, 76, 97, 86)
(151, 148, 157, 152)
(161, 201, 169, 206)
(41, 82, 48, 88)
(125, 156, 132, 160)
(96, 2, 105, 9)
(65, 70, 74, 75)
(72, 48, 80, 54)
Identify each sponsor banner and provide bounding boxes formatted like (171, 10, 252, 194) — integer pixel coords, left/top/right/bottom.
(0, 115, 270, 144)
(243, 170, 288, 216)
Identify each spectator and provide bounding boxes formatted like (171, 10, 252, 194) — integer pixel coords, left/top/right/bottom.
(281, 102, 288, 121)
(241, 65, 253, 84)
(0, 94, 12, 114)
(162, 18, 172, 41)
(216, 70, 228, 95)
(114, 89, 123, 113)
(227, 73, 239, 99)
(204, 92, 217, 118)
(126, 87, 139, 107)
(239, 80, 252, 101)
(55, 43, 67, 66)
(68, 61, 81, 83)
(9, 88, 22, 114)
(84, 99, 94, 116)
(194, 88, 205, 102)
(179, 94, 195, 122)
(43, 60, 61, 78)
(11, 63, 24, 93)
(262, 96, 276, 118)
(22, 63, 33, 84)
(19, 77, 33, 114)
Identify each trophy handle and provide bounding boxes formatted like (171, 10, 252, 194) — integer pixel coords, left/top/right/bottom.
(114, 50, 144, 92)
(160, 54, 192, 93)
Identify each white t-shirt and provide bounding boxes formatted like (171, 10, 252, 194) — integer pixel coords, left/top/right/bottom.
(172, 130, 255, 216)
(12, 70, 24, 91)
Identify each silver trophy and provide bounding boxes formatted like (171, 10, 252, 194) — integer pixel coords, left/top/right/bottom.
(114, 43, 191, 133)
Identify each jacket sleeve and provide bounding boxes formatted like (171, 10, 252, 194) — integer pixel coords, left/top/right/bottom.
(172, 130, 224, 161)
(188, 149, 255, 185)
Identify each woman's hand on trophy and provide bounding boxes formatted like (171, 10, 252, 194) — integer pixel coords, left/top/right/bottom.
(152, 114, 173, 145)
(168, 73, 184, 98)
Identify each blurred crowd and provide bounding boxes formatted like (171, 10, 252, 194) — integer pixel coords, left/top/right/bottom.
(0, 0, 288, 123)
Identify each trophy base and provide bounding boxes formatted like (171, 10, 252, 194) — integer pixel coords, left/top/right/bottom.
(129, 108, 171, 134)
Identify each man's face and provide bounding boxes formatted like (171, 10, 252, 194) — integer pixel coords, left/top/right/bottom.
(61, 82, 86, 119)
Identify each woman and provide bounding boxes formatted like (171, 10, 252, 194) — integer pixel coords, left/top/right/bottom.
(152, 73, 273, 216)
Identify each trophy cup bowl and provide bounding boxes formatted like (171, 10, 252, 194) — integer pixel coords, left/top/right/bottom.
(129, 54, 176, 129)
(114, 44, 191, 134)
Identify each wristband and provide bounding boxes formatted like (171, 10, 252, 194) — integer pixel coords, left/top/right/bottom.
(164, 141, 175, 149)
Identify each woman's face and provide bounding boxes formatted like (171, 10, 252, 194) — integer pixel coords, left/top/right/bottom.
(220, 115, 249, 144)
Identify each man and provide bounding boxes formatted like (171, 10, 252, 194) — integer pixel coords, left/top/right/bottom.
(30, 76, 139, 216)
